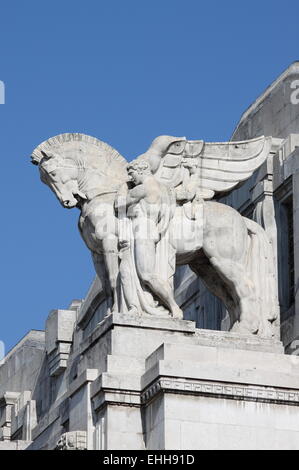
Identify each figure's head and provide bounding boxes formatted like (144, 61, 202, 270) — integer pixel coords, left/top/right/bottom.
(37, 150, 86, 209)
(127, 159, 151, 185)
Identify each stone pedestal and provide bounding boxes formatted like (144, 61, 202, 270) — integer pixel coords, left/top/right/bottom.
(25, 312, 299, 450)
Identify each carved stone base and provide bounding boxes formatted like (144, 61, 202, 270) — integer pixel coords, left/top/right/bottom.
(24, 313, 299, 450)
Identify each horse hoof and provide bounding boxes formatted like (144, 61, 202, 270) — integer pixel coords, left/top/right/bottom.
(171, 308, 183, 320)
(231, 320, 259, 335)
(128, 306, 139, 316)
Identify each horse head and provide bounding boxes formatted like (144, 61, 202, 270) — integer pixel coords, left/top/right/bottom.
(38, 150, 87, 209)
(31, 133, 129, 211)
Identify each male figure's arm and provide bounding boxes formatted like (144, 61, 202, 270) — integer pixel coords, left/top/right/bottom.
(126, 184, 147, 207)
(114, 182, 129, 216)
(115, 182, 146, 212)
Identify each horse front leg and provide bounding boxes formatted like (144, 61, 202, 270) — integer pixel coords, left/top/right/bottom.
(102, 235, 120, 313)
(92, 251, 114, 316)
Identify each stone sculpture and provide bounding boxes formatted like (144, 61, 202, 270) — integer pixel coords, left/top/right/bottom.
(56, 431, 87, 450)
(31, 133, 279, 337)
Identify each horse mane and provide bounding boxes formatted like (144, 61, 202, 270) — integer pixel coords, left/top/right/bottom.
(31, 133, 128, 188)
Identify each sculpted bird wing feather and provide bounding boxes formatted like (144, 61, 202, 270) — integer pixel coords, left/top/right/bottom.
(140, 135, 272, 199)
(185, 136, 272, 195)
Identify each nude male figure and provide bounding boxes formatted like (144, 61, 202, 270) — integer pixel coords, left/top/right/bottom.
(119, 159, 182, 318)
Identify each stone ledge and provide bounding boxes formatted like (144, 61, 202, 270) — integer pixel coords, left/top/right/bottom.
(143, 343, 299, 391)
(0, 440, 32, 450)
(80, 311, 282, 356)
(92, 389, 141, 412)
(145, 342, 290, 376)
(141, 377, 299, 406)
(193, 328, 283, 354)
(68, 368, 98, 398)
(80, 312, 196, 354)
(91, 372, 141, 411)
(111, 312, 195, 333)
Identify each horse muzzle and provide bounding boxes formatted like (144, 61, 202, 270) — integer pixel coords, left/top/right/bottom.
(62, 197, 78, 209)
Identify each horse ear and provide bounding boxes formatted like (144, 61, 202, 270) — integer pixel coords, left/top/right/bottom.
(76, 190, 87, 200)
(41, 149, 56, 160)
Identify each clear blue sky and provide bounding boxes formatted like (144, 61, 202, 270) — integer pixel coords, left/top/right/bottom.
(0, 0, 298, 353)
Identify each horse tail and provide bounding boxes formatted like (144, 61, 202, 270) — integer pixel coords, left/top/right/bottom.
(243, 217, 280, 336)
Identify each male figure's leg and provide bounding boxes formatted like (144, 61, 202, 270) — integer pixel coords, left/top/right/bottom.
(134, 239, 183, 318)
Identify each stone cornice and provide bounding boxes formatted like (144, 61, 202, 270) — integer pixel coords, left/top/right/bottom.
(141, 377, 299, 406)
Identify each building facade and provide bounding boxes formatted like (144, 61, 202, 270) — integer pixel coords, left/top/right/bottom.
(1, 63, 299, 450)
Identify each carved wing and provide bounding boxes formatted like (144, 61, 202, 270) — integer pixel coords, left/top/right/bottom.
(145, 135, 272, 199)
(184, 136, 272, 196)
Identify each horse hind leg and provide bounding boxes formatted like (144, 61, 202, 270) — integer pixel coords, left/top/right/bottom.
(208, 256, 260, 334)
(189, 258, 240, 328)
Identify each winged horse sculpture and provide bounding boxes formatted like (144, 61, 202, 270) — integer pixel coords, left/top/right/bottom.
(31, 133, 279, 338)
